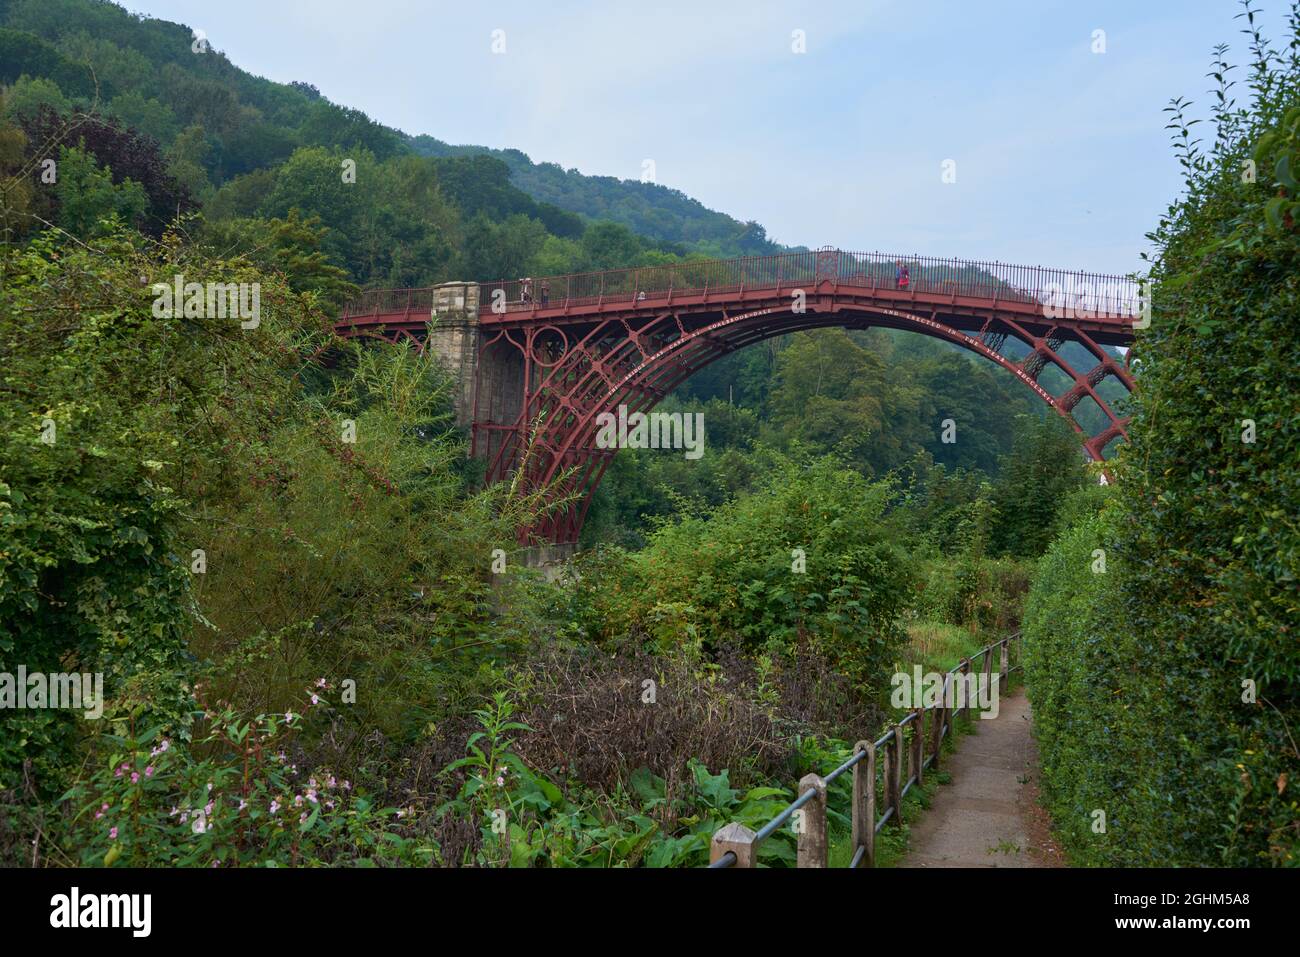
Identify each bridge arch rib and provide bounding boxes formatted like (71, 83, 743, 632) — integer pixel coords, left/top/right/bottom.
(488, 303, 1132, 545)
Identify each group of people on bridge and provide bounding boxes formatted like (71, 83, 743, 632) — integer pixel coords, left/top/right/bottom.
(519, 277, 550, 305)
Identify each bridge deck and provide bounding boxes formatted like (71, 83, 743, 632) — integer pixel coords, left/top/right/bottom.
(340, 248, 1141, 345)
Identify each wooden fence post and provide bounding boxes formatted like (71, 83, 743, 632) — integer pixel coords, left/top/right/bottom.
(911, 708, 924, 787)
(885, 726, 904, 826)
(960, 657, 972, 723)
(1000, 638, 1010, 691)
(981, 647, 993, 717)
(931, 677, 947, 771)
(851, 740, 876, 868)
(796, 774, 828, 868)
(710, 822, 757, 868)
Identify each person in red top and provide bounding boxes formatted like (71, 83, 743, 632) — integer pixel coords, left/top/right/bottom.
(896, 260, 910, 289)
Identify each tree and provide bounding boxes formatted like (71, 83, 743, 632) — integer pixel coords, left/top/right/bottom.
(166, 123, 210, 199)
(105, 91, 179, 146)
(2, 75, 70, 123)
(988, 413, 1087, 558)
(21, 107, 196, 234)
(199, 209, 358, 307)
(49, 144, 147, 236)
(0, 28, 100, 99)
(764, 328, 930, 475)
(580, 220, 642, 269)
(459, 213, 549, 281)
(261, 145, 368, 271)
(0, 92, 35, 241)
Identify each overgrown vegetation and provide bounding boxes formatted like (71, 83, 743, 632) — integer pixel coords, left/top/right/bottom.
(0, 219, 1045, 867)
(7, 0, 1273, 871)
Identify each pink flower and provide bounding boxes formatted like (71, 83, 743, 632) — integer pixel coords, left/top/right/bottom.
(130, 772, 140, 784)
(316, 678, 327, 688)
(238, 799, 247, 812)
(299, 812, 309, 824)
(144, 766, 154, 778)
(310, 694, 319, 706)
(109, 827, 118, 840)
(306, 789, 318, 804)
(269, 800, 280, 814)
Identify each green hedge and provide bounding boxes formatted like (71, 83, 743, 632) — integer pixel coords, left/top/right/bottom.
(1024, 487, 1296, 866)
(1024, 34, 1299, 863)
(1023, 498, 1170, 864)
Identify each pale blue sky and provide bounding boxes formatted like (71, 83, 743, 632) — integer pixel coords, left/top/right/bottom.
(122, 1, 1288, 274)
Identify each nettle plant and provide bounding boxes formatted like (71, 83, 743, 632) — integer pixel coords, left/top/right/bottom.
(65, 681, 422, 867)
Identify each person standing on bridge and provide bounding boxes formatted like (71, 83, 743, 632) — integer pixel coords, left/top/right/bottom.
(540, 278, 550, 305)
(896, 260, 910, 290)
(521, 277, 533, 303)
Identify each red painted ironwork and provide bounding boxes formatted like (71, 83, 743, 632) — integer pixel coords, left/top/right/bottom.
(338, 250, 1141, 545)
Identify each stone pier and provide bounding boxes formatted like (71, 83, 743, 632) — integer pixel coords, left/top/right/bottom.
(423, 281, 524, 454)
(421, 282, 567, 570)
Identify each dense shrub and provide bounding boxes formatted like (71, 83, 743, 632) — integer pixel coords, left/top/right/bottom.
(579, 455, 916, 689)
(1, 229, 297, 789)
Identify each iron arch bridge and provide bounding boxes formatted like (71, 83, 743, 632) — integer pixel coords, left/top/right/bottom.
(338, 249, 1140, 545)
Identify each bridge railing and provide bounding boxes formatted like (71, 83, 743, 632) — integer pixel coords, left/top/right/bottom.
(476, 250, 1139, 321)
(339, 286, 439, 320)
(708, 631, 1022, 869)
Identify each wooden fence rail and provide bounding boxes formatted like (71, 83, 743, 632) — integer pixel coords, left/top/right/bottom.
(708, 631, 1022, 869)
